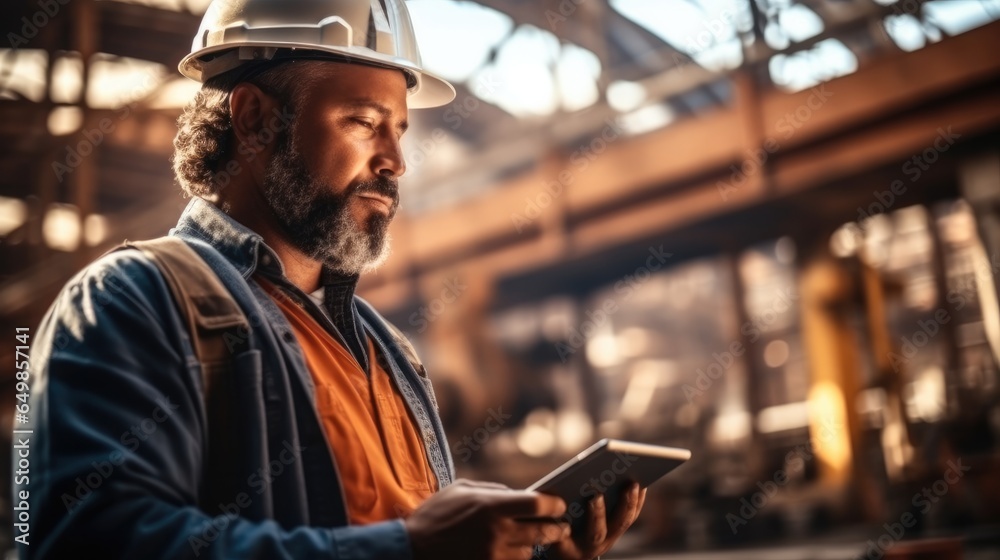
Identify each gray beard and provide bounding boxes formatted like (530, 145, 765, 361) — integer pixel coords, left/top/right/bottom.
(261, 139, 393, 276)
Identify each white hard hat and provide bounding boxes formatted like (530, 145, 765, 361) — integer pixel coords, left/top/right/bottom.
(179, 0, 456, 109)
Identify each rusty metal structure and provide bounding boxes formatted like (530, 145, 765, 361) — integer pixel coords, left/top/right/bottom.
(2, 0, 999, 554)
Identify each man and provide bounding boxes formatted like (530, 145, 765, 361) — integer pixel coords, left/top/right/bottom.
(22, 1, 645, 558)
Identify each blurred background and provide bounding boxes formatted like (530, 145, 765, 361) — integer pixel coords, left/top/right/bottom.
(2, 0, 1000, 558)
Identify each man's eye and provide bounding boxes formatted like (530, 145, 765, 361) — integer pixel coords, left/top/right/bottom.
(353, 118, 376, 131)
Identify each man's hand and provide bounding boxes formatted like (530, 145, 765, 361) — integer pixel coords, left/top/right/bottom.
(405, 479, 570, 560)
(547, 482, 648, 560)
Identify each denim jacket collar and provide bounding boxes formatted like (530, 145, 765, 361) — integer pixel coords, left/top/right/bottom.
(170, 197, 280, 280)
(170, 197, 360, 289)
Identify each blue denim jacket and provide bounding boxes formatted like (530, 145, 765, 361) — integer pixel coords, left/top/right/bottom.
(20, 197, 454, 559)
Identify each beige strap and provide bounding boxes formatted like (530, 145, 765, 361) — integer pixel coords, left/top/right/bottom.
(123, 237, 247, 368)
(111, 237, 249, 512)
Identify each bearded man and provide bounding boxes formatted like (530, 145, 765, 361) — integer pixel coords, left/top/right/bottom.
(22, 1, 645, 558)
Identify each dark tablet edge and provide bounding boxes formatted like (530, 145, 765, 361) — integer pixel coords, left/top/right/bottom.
(526, 438, 691, 492)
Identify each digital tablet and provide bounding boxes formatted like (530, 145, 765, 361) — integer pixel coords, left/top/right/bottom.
(526, 439, 690, 528)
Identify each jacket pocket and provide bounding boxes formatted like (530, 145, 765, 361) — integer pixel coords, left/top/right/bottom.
(314, 385, 378, 511)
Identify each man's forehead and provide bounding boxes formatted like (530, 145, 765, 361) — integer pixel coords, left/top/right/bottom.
(308, 63, 409, 106)
(313, 60, 410, 91)
(302, 69, 404, 106)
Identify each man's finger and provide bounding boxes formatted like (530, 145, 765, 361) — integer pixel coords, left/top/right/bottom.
(505, 517, 570, 546)
(455, 479, 512, 491)
(495, 491, 567, 518)
(607, 483, 642, 540)
(587, 493, 608, 546)
(632, 487, 648, 525)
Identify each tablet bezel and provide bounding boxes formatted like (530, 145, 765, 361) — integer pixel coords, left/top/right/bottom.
(527, 438, 692, 493)
(527, 438, 691, 525)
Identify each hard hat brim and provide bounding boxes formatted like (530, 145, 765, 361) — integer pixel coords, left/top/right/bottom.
(179, 43, 456, 109)
(409, 67, 457, 110)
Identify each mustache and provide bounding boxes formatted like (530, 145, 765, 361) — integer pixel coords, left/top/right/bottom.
(351, 176, 399, 208)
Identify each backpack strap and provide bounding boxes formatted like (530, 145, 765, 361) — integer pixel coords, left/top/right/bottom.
(121, 237, 248, 365)
(110, 236, 249, 512)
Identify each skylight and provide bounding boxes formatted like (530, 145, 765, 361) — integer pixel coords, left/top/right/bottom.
(472, 25, 561, 117)
(410, 2, 603, 116)
(555, 44, 601, 112)
(769, 38, 859, 92)
(407, 0, 513, 83)
(773, 3, 825, 46)
(610, 0, 748, 71)
(924, 0, 1000, 36)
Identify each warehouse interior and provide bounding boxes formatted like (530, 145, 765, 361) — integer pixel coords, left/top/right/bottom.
(2, 0, 1000, 557)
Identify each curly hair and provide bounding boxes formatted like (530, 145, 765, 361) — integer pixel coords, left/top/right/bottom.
(172, 61, 326, 199)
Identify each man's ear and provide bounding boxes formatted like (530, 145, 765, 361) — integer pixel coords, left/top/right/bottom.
(229, 82, 281, 162)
